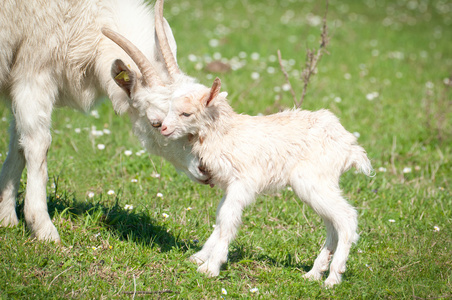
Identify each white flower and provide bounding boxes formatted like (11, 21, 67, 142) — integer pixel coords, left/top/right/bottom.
(162, 213, 169, 219)
(156, 192, 163, 198)
(124, 204, 134, 210)
(221, 288, 227, 295)
(107, 190, 115, 195)
(433, 226, 440, 232)
(97, 144, 105, 150)
(74, 128, 81, 133)
(194, 62, 203, 71)
(90, 110, 100, 118)
(334, 96, 342, 103)
(131, 179, 138, 183)
(91, 129, 104, 137)
(185, 207, 193, 211)
(103, 129, 111, 135)
(151, 172, 161, 178)
(251, 72, 260, 80)
(366, 92, 379, 101)
(282, 83, 291, 91)
(209, 39, 219, 47)
(124, 150, 133, 156)
(403, 167, 412, 174)
(136, 149, 146, 156)
(344, 73, 351, 80)
(266, 66, 275, 74)
(250, 52, 260, 60)
(87, 192, 95, 198)
(353, 132, 361, 138)
(378, 167, 387, 172)
(250, 287, 259, 293)
(388, 219, 395, 223)
(188, 54, 197, 62)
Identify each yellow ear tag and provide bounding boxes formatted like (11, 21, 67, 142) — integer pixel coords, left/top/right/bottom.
(115, 71, 130, 82)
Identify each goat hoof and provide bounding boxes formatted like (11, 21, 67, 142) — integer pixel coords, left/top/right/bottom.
(303, 270, 323, 281)
(197, 261, 220, 277)
(189, 254, 205, 266)
(324, 277, 340, 288)
(31, 222, 61, 243)
(0, 212, 19, 227)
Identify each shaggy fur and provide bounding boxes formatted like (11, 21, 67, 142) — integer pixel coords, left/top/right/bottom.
(0, 0, 209, 242)
(160, 78, 373, 286)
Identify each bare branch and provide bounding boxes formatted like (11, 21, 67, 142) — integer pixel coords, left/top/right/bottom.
(278, 0, 330, 109)
(277, 49, 297, 105)
(298, 0, 330, 108)
(122, 289, 180, 295)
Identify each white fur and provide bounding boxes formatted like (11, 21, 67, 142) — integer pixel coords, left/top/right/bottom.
(160, 83, 373, 286)
(0, 0, 209, 242)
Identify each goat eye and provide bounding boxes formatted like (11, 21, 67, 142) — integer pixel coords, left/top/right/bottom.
(181, 112, 192, 117)
(151, 121, 162, 128)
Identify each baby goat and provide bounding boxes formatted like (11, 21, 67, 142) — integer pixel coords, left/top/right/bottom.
(160, 78, 373, 286)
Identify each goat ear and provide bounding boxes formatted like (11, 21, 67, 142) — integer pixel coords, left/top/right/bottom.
(111, 59, 137, 97)
(205, 77, 221, 107)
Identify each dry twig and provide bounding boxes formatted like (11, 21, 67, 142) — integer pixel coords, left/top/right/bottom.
(122, 289, 180, 295)
(48, 266, 74, 289)
(278, 0, 330, 109)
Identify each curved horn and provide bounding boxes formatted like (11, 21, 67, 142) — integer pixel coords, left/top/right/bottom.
(101, 28, 163, 86)
(155, 0, 181, 78)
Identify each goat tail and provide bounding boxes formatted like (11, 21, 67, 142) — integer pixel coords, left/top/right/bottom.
(346, 144, 374, 177)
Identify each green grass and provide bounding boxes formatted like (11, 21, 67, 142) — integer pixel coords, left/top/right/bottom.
(1, 0, 451, 298)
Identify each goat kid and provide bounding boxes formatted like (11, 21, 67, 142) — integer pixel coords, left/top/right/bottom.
(0, 0, 209, 242)
(159, 78, 373, 287)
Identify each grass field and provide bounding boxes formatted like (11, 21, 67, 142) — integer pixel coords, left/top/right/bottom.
(1, 0, 451, 298)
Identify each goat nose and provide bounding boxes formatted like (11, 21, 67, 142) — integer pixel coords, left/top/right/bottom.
(161, 125, 167, 133)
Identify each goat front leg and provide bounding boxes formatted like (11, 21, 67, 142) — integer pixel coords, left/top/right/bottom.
(11, 74, 60, 242)
(189, 196, 225, 266)
(0, 118, 26, 227)
(195, 183, 254, 277)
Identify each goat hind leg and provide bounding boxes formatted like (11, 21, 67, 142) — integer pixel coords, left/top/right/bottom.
(290, 170, 356, 286)
(324, 202, 358, 287)
(303, 219, 338, 281)
(0, 118, 26, 227)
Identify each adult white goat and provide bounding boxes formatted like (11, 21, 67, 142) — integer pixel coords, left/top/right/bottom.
(158, 78, 373, 286)
(0, 0, 210, 242)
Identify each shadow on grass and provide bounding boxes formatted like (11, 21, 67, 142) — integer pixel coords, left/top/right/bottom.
(15, 186, 194, 253)
(227, 243, 312, 273)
